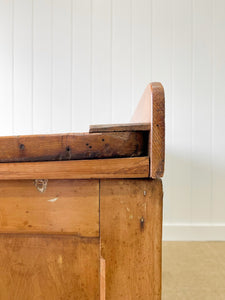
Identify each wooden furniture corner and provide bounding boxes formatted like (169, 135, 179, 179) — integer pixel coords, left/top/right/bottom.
(0, 82, 165, 300)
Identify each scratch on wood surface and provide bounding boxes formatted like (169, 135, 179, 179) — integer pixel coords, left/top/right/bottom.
(48, 197, 58, 202)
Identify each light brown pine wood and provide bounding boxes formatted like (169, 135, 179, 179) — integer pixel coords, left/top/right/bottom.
(0, 157, 149, 180)
(0, 234, 99, 300)
(0, 180, 99, 236)
(100, 257, 106, 300)
(100, 178, 163, 299)
(131, 82, 165, 178)
(0, 81, 165, 299)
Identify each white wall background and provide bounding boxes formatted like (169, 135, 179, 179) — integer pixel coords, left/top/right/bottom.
(0, 0, 225, 240)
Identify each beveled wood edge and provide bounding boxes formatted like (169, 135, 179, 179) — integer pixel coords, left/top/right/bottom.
(89, 123, 150, 133)
(131, 82, 165, 178)
(0, 157, 149, 180)
(149, 83, 165, 178)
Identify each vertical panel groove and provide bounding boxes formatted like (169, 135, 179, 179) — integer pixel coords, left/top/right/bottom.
(130, 0, 133, 111)
(110, 0, 113, 123)
(210, 0, 214, 224)
(171, 0, 175, 223)
(50, 0, 53, 133)
(12, 0, 14, 135)
(90, 0, 93, 124)
(190, 0, 194, 225)
(150, 0, 152, 82)
(31, 0, 34, 134)
(70, 0, 73, 132)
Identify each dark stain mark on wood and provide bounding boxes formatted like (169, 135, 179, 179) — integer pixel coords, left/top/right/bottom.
(65, 146, 71, 160)
(140, 217, 144, 231)
(0, 131, 148, 163)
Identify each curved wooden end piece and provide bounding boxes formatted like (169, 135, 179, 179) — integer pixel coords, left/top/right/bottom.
(131, 82, 165, 178)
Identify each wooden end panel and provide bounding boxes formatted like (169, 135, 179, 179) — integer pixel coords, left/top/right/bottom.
(0, 180, 99, 236)
(0, 157, 149, 180)
(131, 82, 165, 178)
(100, 179, 163, 299)
(0, 235, 100, 299)
(150, 83, 165, 178)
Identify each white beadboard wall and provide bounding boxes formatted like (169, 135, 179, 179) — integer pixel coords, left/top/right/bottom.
(0, 0, 225, 240)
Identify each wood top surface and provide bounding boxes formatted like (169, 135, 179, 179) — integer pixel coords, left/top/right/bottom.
(0, 82, 165, 179)
(0, 130, 148, 163)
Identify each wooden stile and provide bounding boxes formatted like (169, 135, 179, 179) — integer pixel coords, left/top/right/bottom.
(100, 179, 163, 299)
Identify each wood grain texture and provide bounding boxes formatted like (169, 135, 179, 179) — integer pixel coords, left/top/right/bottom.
(100, 178, 163, 299)
(150, 83, 165, 178)
(100, 257, 106, 300)
(0, 180, 99, 236)
(0, 234, 99, 300)
(0, 157, 149, 180)
(89, 123, 150, 132)
(0, 131, 146, 162)
(131, 82, 165, 178)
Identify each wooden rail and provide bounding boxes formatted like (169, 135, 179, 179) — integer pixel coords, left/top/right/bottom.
(0, 157, 149, 180)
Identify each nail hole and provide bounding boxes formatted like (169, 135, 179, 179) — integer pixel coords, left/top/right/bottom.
(66, 146, 70, 152)
(140, 217, 145, 230)
(102, 139, 105, 142)
(156, 124, 159, 127)
(86, 143, 89, 146)
(19, 144, 25, 150)
(89, 146, 92, 149)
